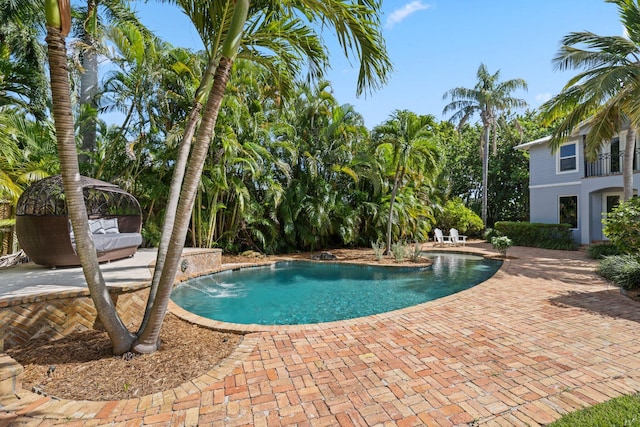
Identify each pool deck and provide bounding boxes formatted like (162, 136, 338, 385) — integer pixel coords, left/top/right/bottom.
(2, 243, 640, 426)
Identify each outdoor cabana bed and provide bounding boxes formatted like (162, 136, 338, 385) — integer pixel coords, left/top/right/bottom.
(16, 175, 142, 267)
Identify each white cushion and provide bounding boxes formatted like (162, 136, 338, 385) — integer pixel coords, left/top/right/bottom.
(88, 219, 104, 234)
(101, 218, 119, 234)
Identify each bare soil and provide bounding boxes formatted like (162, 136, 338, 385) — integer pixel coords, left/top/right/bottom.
(6, 249, 431, 402)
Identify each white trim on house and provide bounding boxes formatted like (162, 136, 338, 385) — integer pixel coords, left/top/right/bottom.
(530, 182, 581, 189)
(514, 136, 551, 151)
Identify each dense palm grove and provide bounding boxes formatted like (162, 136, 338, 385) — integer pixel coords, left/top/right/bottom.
(0, 0, 549, 257)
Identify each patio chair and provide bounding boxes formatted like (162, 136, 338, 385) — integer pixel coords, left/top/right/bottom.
(433, 228, 454, 247)
(449, 228, 467, 246)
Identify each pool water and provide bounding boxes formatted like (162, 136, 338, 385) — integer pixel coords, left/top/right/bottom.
(171, 253, 501, 325)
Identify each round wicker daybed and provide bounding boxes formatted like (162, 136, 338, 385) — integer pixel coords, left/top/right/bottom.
(16, 175, 143, 267)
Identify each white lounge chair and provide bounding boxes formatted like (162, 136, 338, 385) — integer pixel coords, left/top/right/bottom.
(449, 228, 467, 246)
(433, 228, 453, 247)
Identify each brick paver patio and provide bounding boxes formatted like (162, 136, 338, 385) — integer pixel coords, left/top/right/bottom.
(1, 244, 640, 426)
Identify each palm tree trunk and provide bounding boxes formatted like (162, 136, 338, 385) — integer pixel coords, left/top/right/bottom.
(133, 0, 250, 354)
(133, 56, 234, 353)
(386, 164, 403, 255)
(45, 21, 134, 355)
(79, 46, 98, 161)
(623, 128, 636, 201)
(481, 123, 490, 226)
(138, 63, 213, 333)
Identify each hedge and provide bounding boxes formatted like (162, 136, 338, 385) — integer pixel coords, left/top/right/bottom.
(493, 221, 577, 250)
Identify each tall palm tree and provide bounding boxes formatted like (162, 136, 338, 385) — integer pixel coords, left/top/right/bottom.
(443, 63, 528, 225)
(74, 0, 152, 159)
(139, 1, 330, 332)
(541, 0, 640, 201)
(45, 0, 136, 354)
(134, 0, 391, 353)
(45, 0, 390, 354)
(371, 110, 441, 255)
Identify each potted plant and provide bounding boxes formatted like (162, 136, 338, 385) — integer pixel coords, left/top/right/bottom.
(491, 235, 513, 258)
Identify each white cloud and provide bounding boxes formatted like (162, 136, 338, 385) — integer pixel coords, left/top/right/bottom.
(386, 1, 431, 30)
(535, 93, 552, 103)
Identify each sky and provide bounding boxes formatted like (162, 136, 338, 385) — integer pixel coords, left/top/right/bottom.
(130, 0, 623, 130)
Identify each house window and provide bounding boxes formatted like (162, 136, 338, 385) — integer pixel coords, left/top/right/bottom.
(610, 137, 620, 173)
(558, 143, 577, 172)
(559, 195, 578, 228)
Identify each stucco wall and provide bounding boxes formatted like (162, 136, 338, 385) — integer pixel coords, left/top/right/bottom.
(529, 139, 583, 187)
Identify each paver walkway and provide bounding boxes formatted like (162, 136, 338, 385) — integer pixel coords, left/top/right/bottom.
(2, 244, 640, 426)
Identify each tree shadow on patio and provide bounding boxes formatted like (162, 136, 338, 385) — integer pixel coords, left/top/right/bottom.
(550, 289, 640, 323)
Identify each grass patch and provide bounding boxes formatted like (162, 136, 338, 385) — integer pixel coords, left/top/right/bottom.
(549, 393, 640, 426)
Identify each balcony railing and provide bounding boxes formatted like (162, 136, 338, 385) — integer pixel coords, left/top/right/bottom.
(585, 148, 640, 177)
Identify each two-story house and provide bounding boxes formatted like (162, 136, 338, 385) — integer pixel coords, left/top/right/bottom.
(515, 126, 640, 245)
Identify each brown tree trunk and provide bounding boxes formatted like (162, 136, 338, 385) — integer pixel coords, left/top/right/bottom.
(46, 24, 134, 355)
(623, 128, 636, 201)
(133, 57, 234, 353)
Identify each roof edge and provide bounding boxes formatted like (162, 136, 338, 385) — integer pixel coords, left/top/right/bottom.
(514, 135, 551, 150)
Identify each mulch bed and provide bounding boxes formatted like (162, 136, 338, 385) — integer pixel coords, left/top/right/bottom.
(7, 314, 241, 401)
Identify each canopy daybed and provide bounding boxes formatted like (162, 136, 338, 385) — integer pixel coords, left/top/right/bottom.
(16, 175, 142, 267)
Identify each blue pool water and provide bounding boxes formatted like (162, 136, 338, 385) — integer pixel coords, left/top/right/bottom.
(171, 253, 501, 325)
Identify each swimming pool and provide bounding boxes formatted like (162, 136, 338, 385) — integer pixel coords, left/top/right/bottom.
(171, 252, 501, 325)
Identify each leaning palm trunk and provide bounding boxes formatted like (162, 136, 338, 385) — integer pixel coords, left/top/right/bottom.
(139, 93, 204, 332)
(134, 57, 234, 353)
(44, 0, 134, 355)
(623, 128, 636, 201)
(139, 58, 220, 333)
(133, 0, 250, 353)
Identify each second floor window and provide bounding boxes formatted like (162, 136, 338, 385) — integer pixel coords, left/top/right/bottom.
(559, 142, 577, 172)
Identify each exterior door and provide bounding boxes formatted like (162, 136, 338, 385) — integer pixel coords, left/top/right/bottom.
(601, 192, 622, 240)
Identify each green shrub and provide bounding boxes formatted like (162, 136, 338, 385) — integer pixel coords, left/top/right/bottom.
(596, 255, 640, 290)
(141, 222, 161, 248)
(586, 242, 619, 259)
(494, 221, 577, 250)
(603, 197, 640, 254)
(484, 228, 502, 241)
(371, 241, 385, 261)
(435, 199, 484, 237)
(391, 241, 409, 262)
(408, 242, 423, 262)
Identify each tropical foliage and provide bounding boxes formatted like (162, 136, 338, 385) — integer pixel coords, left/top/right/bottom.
(2, 0, 543, 353)
(602, 196, 640, 254)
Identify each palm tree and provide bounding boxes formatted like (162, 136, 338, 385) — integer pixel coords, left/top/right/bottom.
(45, 0, 136, 354)
(74, 0, 152, 159)
(137, 1, 330, 332)
(45, 0, 390, 354)
(134, 0, 391, 353)
(443, 63, 528, 225)
(540, 0, 640, 201)
(371, 110, 441, 255)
